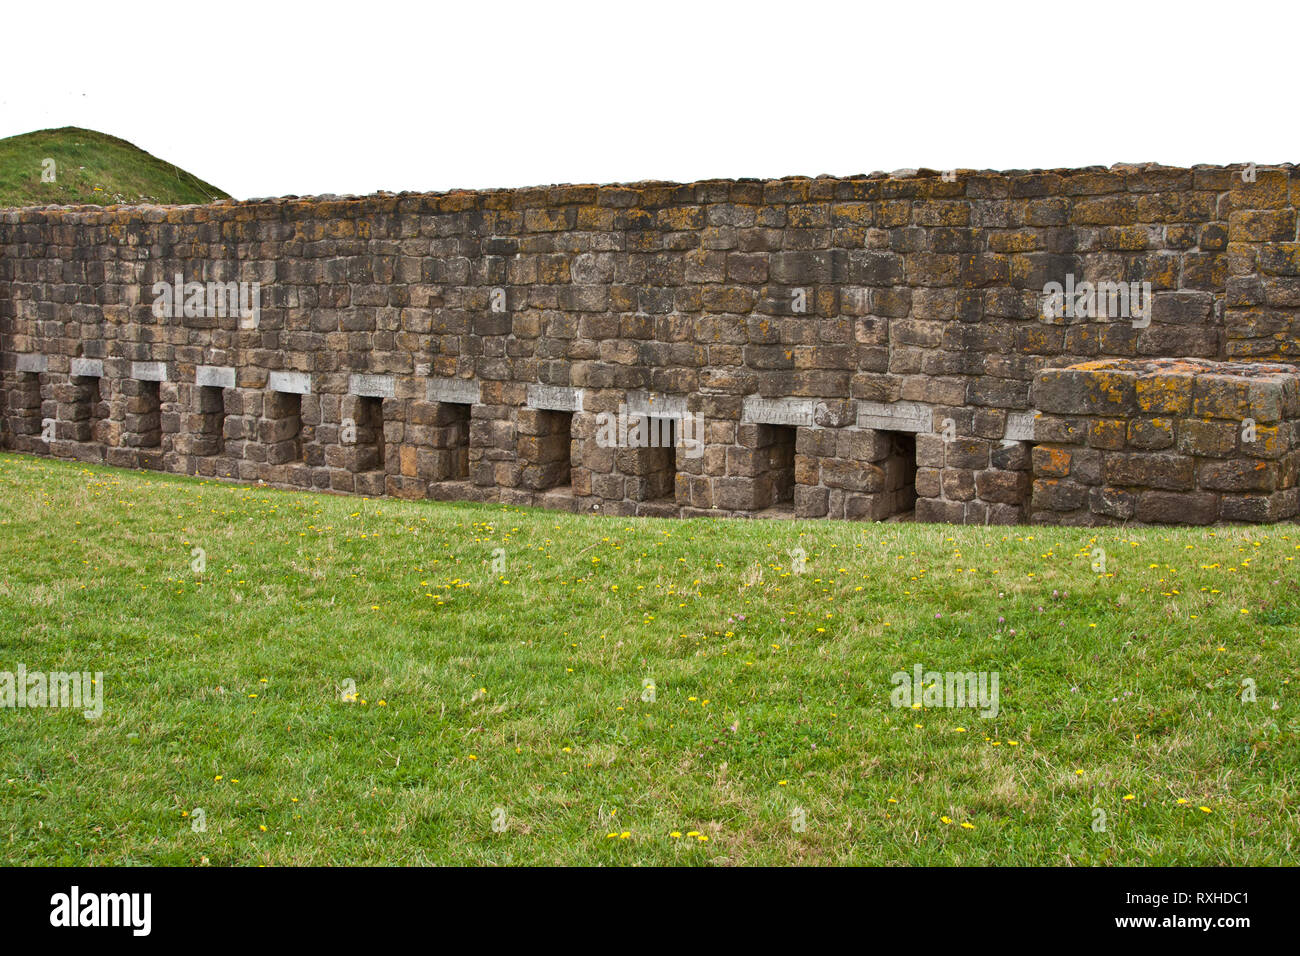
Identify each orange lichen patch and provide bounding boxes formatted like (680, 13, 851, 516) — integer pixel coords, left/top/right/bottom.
(1135, 374, 1194, 414)
(831, 203, 872, 224)
(1036, 446, 1072, 477)
(1247, 425, 1284, 456)
(1089, 419, 1127, 449)
(1083, 370, 1137, 409)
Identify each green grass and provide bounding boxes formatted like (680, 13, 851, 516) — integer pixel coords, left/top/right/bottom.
(0, 127, 229, 208)
(0, 452, 1296, 866)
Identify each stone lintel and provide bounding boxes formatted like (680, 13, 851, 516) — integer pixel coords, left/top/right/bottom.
(1005, 411, 1037, 442)
(526, 384, 582, 413)
(348, 373, 396, 399)
(268, 371, 311, 395)
(426, 377, 481, 405)
(856, 400, 931, 433)
(742, 395, 818, 427)
(625, 390, 688, 418)
(15, 353, 48, 374)
(131, 361, 167, 382)
(70, 358, 103, 378)
(195, 365, 236, 389)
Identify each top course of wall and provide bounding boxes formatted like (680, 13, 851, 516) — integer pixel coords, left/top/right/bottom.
(4, 161, 1299, 358)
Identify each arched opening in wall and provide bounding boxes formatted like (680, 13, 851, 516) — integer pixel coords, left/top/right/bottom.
(522, 409, 573, 492)
(9, 372, 44, 446)
(128, 380, 162, 448)
(984, 439, 1034, 525)
(623, 415, 678, 502)
(876, 430, 918, 520)
(353, 396, 386, 473)
(645, 416, 678, 501)
(70, 375, 104, 444)
(265, 390, 303, 464)
(196, 386, 227, 455)
(435, 402, 471, 480)
(756, 424, 797, 512)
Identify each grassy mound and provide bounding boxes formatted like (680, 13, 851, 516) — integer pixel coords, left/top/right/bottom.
(0, 127, 229, 207)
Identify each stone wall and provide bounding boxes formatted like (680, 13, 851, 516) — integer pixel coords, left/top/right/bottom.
(2, 163, 1299, 524)
(1029, 359, 1300, 525)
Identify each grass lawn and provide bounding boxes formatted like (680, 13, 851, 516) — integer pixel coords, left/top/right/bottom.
(0, 452, 1296, 866)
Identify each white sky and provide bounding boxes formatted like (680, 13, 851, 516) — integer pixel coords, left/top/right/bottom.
(2, 0, 1294, 200)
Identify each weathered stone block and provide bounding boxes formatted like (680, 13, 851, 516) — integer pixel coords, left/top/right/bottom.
(1032, 478, 1087, 512)
(1198, 459, 1279, 492)
(1105, 453, 1194, 490)
(1127, 418, 1174, 450)
(1135, 491, 1219, 524)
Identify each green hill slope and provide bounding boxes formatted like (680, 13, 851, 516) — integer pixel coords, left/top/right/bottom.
(0, 126, 230, 207)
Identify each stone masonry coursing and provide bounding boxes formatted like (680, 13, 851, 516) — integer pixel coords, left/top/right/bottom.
(3, 163, 1300, 525)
